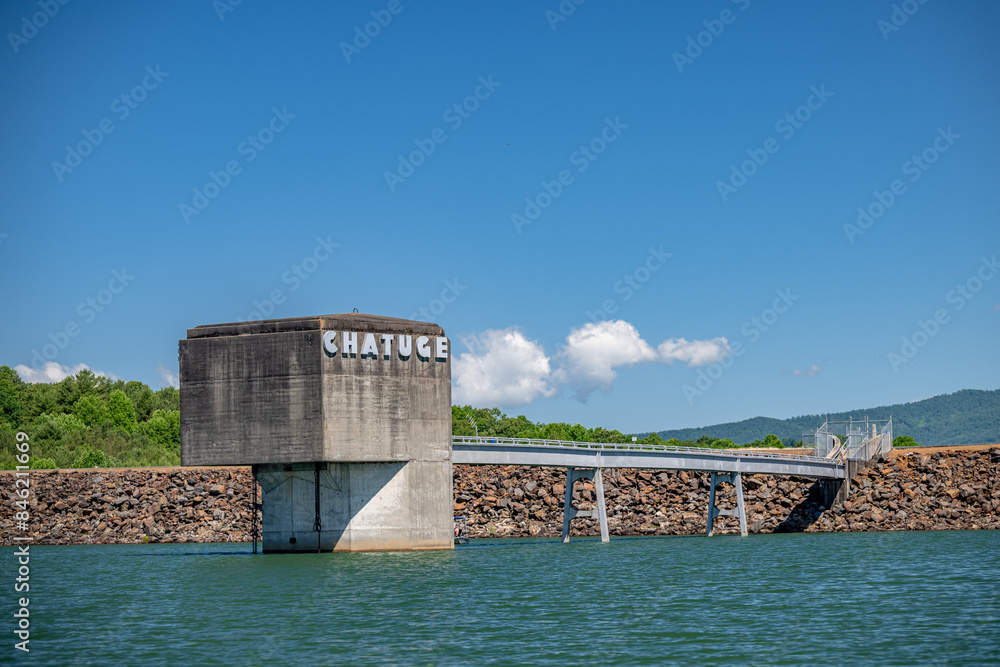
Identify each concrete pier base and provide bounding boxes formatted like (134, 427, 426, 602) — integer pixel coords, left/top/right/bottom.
(257, 460, 452, 553)
(818, 459, 870, 507)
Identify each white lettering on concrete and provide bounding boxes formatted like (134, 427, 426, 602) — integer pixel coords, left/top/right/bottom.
(398, 335, 412, 358)
(342, 331, 358, 355)
(323, 331, 338, 355)
(416, 336, 431, 360)
(361, 333, 379, 357)
(322, 331, 448, 362)
(380, 334, 394, 359)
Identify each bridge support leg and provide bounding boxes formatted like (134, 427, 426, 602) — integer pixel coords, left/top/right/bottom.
(707, 472, 747, 537)
(595, 469, 609, 543)
(561, 468, 609, 543)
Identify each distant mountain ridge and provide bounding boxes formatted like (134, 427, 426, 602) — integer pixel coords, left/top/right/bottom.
(646, 389, 1000, 447)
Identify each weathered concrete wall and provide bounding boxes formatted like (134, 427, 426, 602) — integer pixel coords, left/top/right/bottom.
(180, 328, 324, 464)
(180, 314, 451, 466)
(179, 313, 453, 552)
(257, 460, 452, 552)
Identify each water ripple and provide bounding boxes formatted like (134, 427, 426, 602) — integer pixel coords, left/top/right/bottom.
(7, 531, 999, 666)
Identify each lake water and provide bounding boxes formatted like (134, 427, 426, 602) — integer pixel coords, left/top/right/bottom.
(7, 530, 999, 665)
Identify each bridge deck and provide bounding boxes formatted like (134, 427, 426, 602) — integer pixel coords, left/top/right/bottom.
(452, 436, 845, 479)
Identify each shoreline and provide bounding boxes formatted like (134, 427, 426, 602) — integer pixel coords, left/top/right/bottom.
(3, 443, 996, 476)
(2, 446, 997, 546)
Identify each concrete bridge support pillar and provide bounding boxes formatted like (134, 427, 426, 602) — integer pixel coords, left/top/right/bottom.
(561, 468, 609, 543)
(707, 472, 747, 537)
(819, 459, 865, 507)
(819, 476, 849, 507)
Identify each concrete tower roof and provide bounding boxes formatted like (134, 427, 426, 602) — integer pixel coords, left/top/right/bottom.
(186, 313, 445, 339)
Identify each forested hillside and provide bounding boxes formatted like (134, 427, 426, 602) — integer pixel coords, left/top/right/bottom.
(451, 406, 784, 450)
(0, 366, 179, 469)
(1, 368, 761, 470)
(2, 363, 992, 470)
(648, 389, 1000, 446)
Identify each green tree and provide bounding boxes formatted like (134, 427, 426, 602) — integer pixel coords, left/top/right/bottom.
(452, 405, 506, 436)
(92, 374, 119, 400)
(124, 381, 155, 421)
(564, 423, 588, 441)
(638, 432, 665, 446)
(0, 365, 26, 427)
(762, 433, 783, 449)
(140, 410, 181, 449)
(107, 390, 137, 433)
(893, 435, 919, 448)
(71, 445, 108, 468)
(588, 427, 626, 443)
(26, 412, 89, 468)
(72, 394, 109, 428)
(0, 424, 17, 469)
(152, 386, 180, 413)
(22, 382, 59, 421)
(55, 368, 101, 412)
(30, 412, 89, 446)
(494, 415, 534, 438)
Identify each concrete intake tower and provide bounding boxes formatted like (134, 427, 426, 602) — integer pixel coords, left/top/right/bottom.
(179, 313, 453, 553)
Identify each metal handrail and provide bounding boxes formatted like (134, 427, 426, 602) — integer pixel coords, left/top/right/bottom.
(826, 440, 843, 460)
(452, 436, 840, 466)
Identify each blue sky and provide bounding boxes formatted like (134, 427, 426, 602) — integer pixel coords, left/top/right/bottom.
(1, 0, 997, 434)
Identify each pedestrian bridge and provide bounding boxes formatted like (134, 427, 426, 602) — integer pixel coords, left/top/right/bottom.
(452, 436, 849, 541)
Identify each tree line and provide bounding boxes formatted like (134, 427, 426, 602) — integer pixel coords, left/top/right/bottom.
(0, 364, 926, 470)
(451, 406, 924, 449)
(0, 366, 180, 469)
(451, 405, 790, 450)
(649, 389, 994, 446)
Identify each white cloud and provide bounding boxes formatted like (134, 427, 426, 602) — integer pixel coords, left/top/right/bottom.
(451, 320, 734, 406)
(157, 362, 179, 389)
(792, 364, 822, 378)
(452, 328, 556, 406)
(14, 362, 114, 384)
(554, 320, 658, 402)
(657, 337, 731, 367)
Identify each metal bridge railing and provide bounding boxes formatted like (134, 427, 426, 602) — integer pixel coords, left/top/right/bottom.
(452, 436, 838, 465)
(803, 417, 893, 462)
(801, 427, 839, 459)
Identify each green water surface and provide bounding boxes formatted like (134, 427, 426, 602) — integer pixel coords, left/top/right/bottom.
(5, 530, 999, 665)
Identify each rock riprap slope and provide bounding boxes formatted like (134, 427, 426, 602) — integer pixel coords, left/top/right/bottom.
(2, 449, 997, 545)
